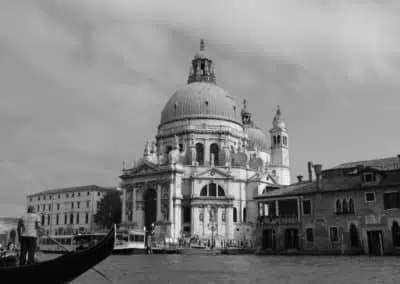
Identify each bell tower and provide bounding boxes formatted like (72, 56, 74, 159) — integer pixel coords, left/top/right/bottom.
(187, 39, 216, 84)
(269, 105, 290, 185)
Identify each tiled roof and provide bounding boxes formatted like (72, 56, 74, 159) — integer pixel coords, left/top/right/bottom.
(256, 181, 317, 198)
(257, 168, 400, 199)
(332, 156, 400, 171)
(27, 185, 117, 197)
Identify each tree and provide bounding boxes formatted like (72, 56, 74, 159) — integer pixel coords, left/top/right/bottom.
(94, 191, 122, 229)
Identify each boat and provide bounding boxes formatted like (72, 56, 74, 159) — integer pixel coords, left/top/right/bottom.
(0, 225, 115, 284)
(113, 229, 146, 254)
(39, 232, 108, 253)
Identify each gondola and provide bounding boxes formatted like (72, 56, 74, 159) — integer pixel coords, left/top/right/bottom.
(0, 225, 115, 284)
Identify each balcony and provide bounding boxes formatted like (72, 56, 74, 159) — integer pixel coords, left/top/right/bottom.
(258, 215, 299, 226)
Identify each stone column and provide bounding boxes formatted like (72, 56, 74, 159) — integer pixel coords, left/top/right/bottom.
(157, 184, 162, 221)
(226, 206, 233, 240)
(136, 189, 145, 230)
(174, 199, 182, 241)
(169, 180, 175, 239)
(202, 206, 206, 237)
(132, 188, 136, 223)
(191, 206, 196, 235)
(121, 188, 126, 224)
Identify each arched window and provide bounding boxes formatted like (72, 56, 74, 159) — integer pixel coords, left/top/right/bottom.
(342, 199, 348, 213)
(210, 143, 219, 166)
(47, 215, 50, 225)
(277, 135, 281, 144)
(56, 214, 59, 225)
(243, 208, 247, 222)
(209, 183, 217, 196)
(70, 214, 74, 225)
(76, 213, 80, 224)
(196, 143, 204, 165)
(392, 221, 400, 247)
(233, 207, 237, 222)
(349, 198, 355, 213)
(200, 186, 207, 196)
(200, 183, 225, 197)
(218, 185, 225, 196)
(41, 215, 45, 226)
(273, 136, 277, 145)
(336, 199, 341, 213)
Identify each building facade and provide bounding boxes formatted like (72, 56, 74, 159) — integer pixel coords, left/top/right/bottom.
(255, 156, 400, 255)
(120, 40, 291, 247)
(27, 185, 117, 235)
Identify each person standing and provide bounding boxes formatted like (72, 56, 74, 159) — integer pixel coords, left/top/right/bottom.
(17, 205, 41, 265)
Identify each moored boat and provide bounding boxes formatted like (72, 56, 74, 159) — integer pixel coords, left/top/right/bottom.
(0, 225, 115, 284)
(113, 229, 146, 254)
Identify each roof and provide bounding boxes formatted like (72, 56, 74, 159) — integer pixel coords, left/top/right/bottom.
(159, 82, 241, 126)
(27, 185, 117, 197)
(256, 181, 317, 199)
(332, 156, 400, 171)
(257, 168, 400, 199)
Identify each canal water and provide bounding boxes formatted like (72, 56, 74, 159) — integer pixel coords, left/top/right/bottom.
(70, 255, 400, 284)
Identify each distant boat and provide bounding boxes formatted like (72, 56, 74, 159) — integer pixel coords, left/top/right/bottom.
(113, 229, 146, 254)
(0, 225, 115, 284)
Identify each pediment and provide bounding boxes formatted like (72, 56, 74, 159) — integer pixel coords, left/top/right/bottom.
(194, 167, 232, 179)
(129, 161, 160, 175)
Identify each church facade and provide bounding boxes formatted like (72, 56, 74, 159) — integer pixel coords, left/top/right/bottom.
(120, 40, 291, 247)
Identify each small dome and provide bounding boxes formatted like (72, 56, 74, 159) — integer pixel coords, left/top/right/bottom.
(160, 82, 240, 126)
(245, 126, 269, 152)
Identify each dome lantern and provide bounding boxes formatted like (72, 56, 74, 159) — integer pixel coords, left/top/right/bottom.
(187, 39, 216, 84)
(272, 104, 286, 129)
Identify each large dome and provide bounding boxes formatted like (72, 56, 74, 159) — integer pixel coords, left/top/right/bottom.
(160, 82, 241, 126)
(245, 126, 269, 152)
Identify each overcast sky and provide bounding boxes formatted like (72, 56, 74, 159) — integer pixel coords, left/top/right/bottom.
(1, 0, 400, 217)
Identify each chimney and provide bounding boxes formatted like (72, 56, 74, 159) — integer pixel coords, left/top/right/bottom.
(307, 161, 313, 181)
(397, 154, 400, 160)
(313, 164, 323, 189)
(297, 175, 303, 183)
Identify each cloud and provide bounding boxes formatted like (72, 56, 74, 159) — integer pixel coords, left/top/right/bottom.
(0, 0, 399, 215)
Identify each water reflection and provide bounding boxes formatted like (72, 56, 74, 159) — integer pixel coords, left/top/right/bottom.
(71, 255, 400, 284)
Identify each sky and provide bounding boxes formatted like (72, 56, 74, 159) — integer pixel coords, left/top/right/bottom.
(1, 0, 400, 217)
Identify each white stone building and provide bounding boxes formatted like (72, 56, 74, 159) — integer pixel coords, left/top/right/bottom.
(120, 40, 290, 247)
(27, 185, 117, 235)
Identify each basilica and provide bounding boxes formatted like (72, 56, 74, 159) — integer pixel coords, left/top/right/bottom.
(120, 40, 291, 248)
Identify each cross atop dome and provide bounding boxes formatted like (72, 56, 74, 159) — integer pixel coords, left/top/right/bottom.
(187, 39, 216, 84)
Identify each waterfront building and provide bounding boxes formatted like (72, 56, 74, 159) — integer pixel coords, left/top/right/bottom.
(255, 156, 400, 255)
(120, 39, 291, 247)
(27, 185, 117, 235)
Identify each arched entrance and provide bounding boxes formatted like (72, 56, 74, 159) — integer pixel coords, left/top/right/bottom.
(349, 224, 359, 248)
(392, 221, 400, 247)
(144, 188, 157, 234)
